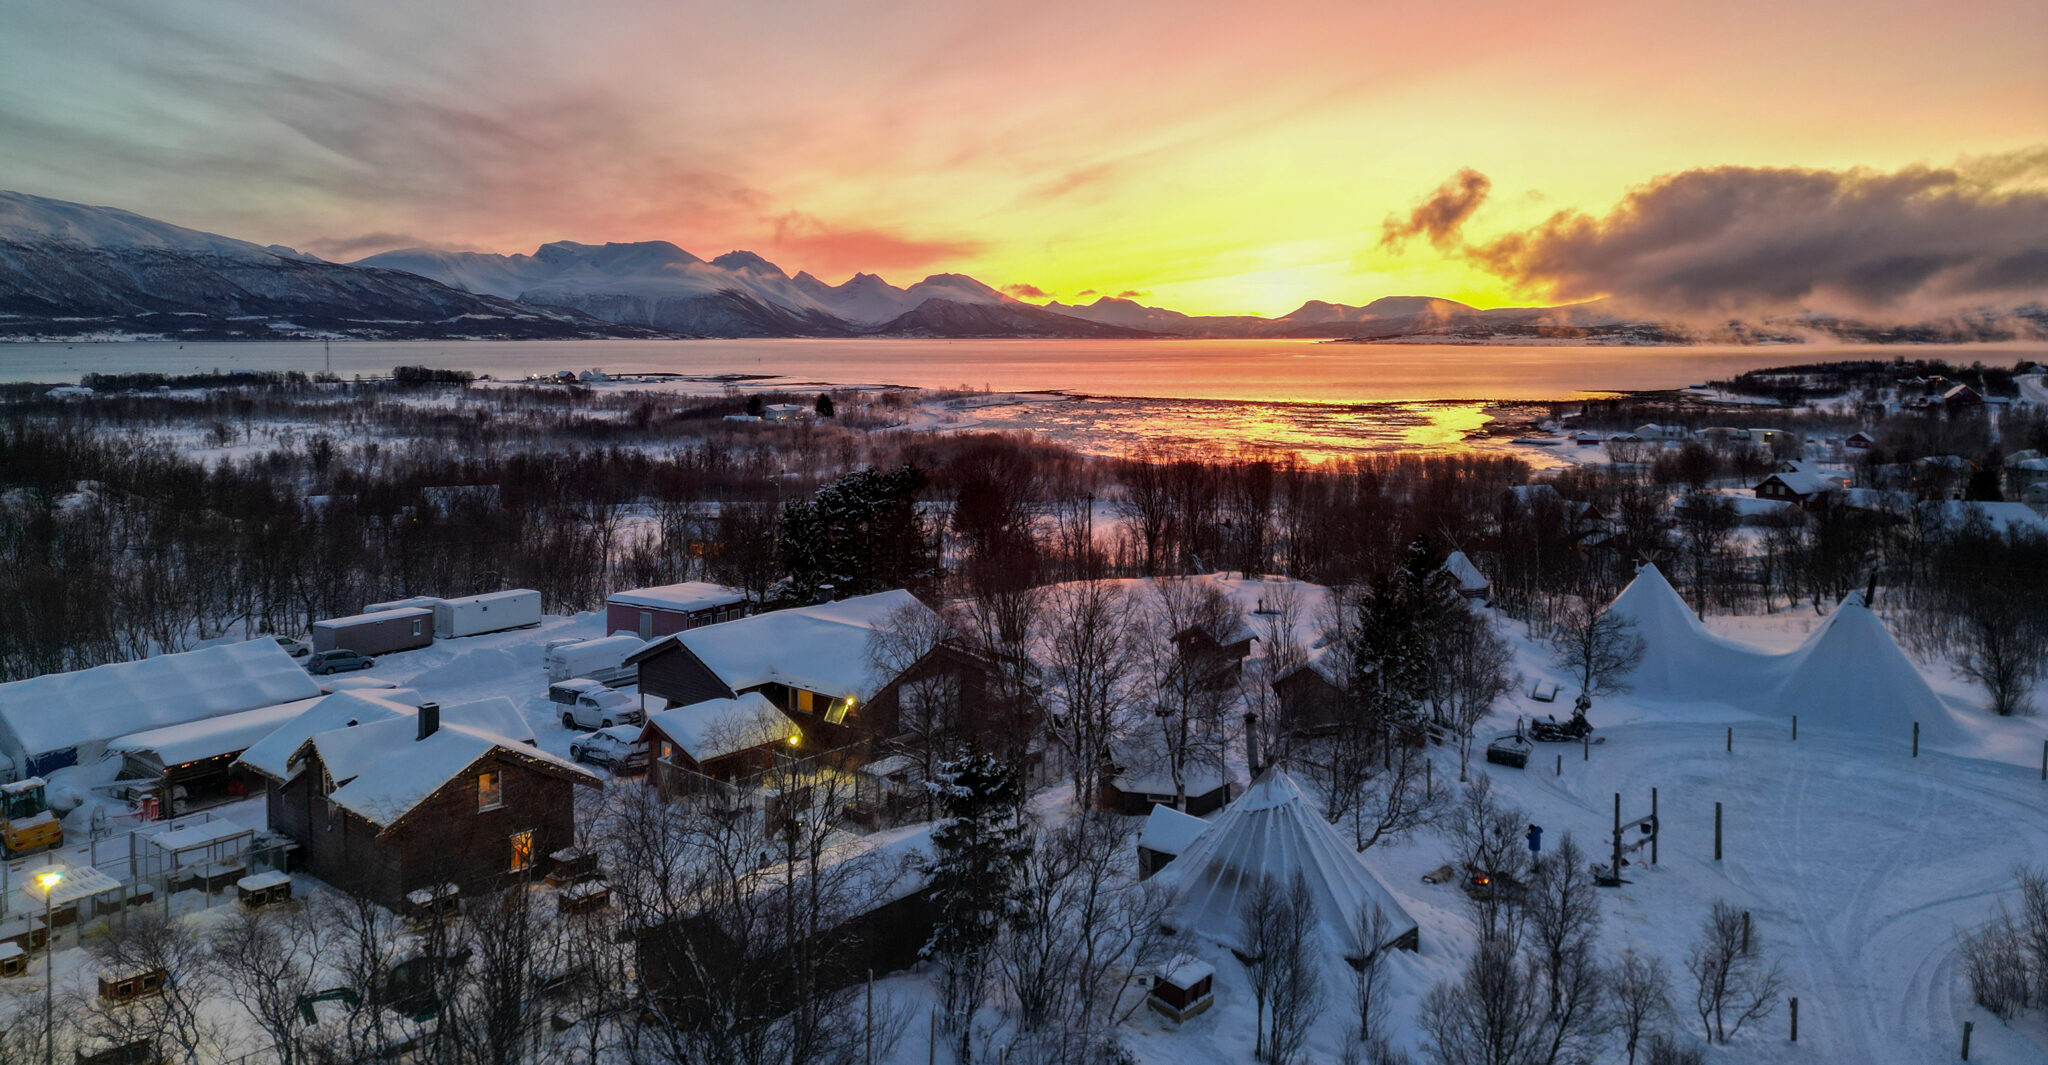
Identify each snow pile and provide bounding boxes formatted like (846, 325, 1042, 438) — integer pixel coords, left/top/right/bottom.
(1150, 768, 1418, 958)
(1606, 566, 1957, 742)
(643, 693, 797, 763)
(1769, 593, 1956, 745)
(0, 638, 321, 777)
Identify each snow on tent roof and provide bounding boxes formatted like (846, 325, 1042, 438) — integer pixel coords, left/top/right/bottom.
(652, 590, 936, 701)
(1769, 593, 1955, 744)
(606, 581, 747, 613)
(644, 693, 798, 763)
(0, 639, 321, 776)
(235, 689, 419, 782)
(1442, 551, 1490, 595)
(1150, 768, 1417, 958)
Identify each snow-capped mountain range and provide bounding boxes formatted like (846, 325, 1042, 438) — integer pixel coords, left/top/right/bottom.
(3, 190, 2042, 343)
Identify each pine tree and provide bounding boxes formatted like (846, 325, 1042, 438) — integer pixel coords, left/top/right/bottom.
(814, 392, 836, 418)
(776, 464, 940, 603)
(1350, 536, 1459, 728)
(921, 749, 1031, 1063)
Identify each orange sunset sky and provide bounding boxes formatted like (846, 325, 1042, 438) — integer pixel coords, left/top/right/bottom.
(1, 0, 2044, 317)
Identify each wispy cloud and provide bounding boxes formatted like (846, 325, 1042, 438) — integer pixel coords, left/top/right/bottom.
(1379, 169, 1491, 251)
(767, 212, 983, 277)
(1002, 282, 1049, 299)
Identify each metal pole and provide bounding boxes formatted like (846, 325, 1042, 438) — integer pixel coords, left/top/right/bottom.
(1790, 997, 1798, 1042)
(1913, 721, 1920, 758)
(43, 885, 54, 1065)
(1556, 753, 1562, 777)
(1792, 715, 1797, 741)
(1742, 910, 1751, 954)
(1962, 1019, 1973, 1059)
(1714, 802, 1723, 861)
(1582, 734, 1589, 761)
(2040, 738, 2045, 781)
(1726, 726, 1733, 753)
(1650, 787, 1659, 865)
(929, 1009, 937, 1065)
(1612, 793, 1622, 881)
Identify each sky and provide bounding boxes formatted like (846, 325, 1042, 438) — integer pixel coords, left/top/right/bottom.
(1, 0, 2044, 318)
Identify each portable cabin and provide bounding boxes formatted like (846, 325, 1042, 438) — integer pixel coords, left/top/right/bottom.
(606, 582, 750, 640)
(433, 590, 542, 639)
(545, 635, 647, 685)
(312, 608, 433, 655)
(1148, 956, 1216, 1021)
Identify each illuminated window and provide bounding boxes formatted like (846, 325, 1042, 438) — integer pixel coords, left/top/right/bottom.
(478, 771, 503, 812)
(509, 830, 534, 873)
(824, 696, 853, 725)
(795, 690, 814, 714)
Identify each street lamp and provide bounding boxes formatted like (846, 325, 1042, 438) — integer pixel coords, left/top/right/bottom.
(35, 869, 62, 1065)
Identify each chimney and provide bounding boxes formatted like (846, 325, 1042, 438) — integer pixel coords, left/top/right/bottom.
(1244, 711, 1261, 776)
(417, 702, 440, 742)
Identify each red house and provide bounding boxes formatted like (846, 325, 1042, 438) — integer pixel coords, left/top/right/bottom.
(606, 582, 751, 641)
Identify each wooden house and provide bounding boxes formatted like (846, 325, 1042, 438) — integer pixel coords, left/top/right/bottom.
(242, 699, 597, 909)
(1170, 614, 1256, 691)
(623, 591, 995, 754)
(1270, 650, 1348, 737)
(642, 693, 800, 793)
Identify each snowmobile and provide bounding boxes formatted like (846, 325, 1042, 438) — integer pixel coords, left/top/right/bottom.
(1526, 695, 1595, 743)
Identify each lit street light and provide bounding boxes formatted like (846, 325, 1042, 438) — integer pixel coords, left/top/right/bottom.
(36, 868, 62, 1065)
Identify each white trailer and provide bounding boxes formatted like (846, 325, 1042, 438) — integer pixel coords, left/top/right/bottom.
(364, 595, 445, 614)
(545, 634, 646, 685)
(433, 589, 543, 639)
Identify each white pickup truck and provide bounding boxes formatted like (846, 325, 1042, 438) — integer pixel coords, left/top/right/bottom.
(548, 678, 644, 730)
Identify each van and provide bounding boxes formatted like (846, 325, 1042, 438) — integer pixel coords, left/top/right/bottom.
(547, 678, 643, 730)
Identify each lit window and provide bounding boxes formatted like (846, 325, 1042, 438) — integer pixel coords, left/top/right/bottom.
(478, 771, 503, 811)
(509, 829, 534, 873)
(824, 696, 853, 725)
(795, 690, 814, 714)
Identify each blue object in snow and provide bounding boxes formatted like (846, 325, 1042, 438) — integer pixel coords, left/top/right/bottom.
(1526, 824, 1543, 854)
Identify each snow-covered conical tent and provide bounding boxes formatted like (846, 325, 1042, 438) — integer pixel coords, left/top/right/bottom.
(1605, 563, 1785, 699)
(1151, 768, 1418, 957)
(1769, 592, 1955, 744)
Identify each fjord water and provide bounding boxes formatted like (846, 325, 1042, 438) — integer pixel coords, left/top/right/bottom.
(6, 338, 2036, 402)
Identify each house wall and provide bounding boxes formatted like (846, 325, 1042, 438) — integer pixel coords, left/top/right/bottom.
(605, 600, 750, 640)
(635, 644, 738, 709)
(1272, 670, 1345, 736)
(271, 752, 580, 909)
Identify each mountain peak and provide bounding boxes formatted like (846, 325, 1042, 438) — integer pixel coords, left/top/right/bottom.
(710, 250, 785, 276)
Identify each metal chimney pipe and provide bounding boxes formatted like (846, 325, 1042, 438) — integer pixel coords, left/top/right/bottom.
(417, 701, 440, 741)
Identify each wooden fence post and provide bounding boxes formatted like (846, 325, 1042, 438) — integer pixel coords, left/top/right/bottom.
(1962, 1019, 1973, 1060)
(1913, 721, 1920, 758)
(1792, 715, 1797, 741)
(1790, 996, 1798, 1042)
(1650, 787, 1659, 865)
(1714, 802, 1723, 861)
(1727, 726, 1733, 753)
(1742, 910, 1751, 954)
(1583, 734, 1589, 761)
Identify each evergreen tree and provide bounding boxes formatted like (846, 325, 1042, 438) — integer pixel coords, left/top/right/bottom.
(921, 749, 1031, 1063)
(1349, 536, 1460, 728)
(776, 464, 940, 603)
(745, 393, 765, 417)
(814, 392, 836, 418)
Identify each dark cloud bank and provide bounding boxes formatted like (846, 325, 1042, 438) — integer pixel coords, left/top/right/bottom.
(1384, 150, 2048, 317)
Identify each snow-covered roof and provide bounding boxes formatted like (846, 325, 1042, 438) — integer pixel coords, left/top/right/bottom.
(1159, 954, 1215, 990)
(547, 634, 647, 674)
(0, 639, 321, 774)
(305, 702, 593, 831)
(1139, 804, 1211, 857)
(1109, 734, 1234, 799)
(108, 694, 326, 768)
(138, 816, 253, 853)
(606, 581, 748, 613)
(1441, 550, 1490, 594)
(1151, 768, 1418, 958)
(1755, 471, 1830, 497)
(236, 689, 421, 782)
(640, 590, 936, 702)
(364, 595, 444, 613)
(314, 607, 431, 627)
(643, 693, 797, 763)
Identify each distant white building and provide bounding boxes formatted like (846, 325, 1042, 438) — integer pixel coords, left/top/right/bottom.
(761, 403, 811, 422)
(1635, 423, 1688, 441)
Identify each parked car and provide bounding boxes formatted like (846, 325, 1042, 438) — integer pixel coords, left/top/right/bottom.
(548, 678, 643, 730)
(268, 636, 312, 659)
(305, 649, 376, 675)
(568, 725, 649, 772)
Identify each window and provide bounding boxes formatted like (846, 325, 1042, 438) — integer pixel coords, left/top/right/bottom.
(509, 830, 534, 873)
(660, 741, 674, 761)
(411, 618, 423, 637)
(824, 696, 853, 725)
(795, 690, 814, 714)
(638, 611, 654, 640)
(478, 771, 503, 811)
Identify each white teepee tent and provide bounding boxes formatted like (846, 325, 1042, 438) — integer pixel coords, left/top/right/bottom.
(1605, 563, 1785, 699)
(1769, 592, 1955, 744)
(1151, 767, 1418, 958)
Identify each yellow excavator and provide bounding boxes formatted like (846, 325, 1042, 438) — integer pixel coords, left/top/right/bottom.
(0, 777, 62, 855)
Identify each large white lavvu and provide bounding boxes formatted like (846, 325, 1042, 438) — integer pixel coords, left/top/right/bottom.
(1150, 767, 1419, 958)
(1604, 563, 1955, 743)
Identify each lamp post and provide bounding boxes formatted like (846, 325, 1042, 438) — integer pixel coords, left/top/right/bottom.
(35, 868, 63, 1065)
